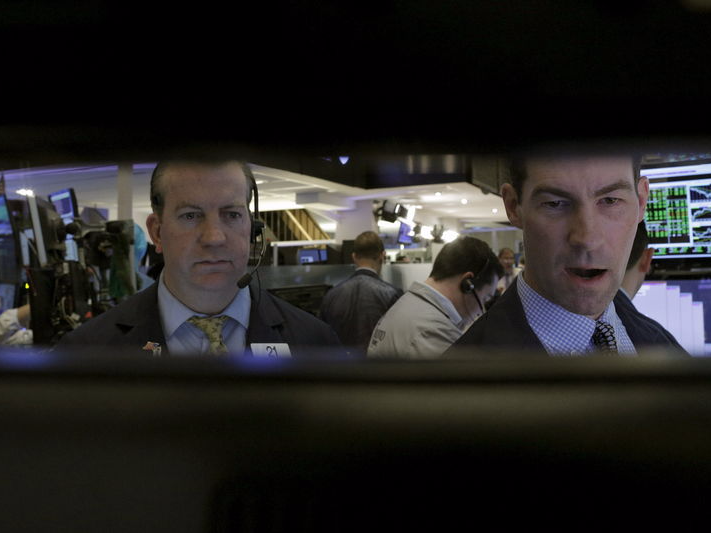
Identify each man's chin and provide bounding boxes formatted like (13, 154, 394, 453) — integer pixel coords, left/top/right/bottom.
(558, 290, 617, 319)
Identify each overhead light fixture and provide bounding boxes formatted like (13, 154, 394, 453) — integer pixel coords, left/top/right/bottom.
(492, 208, 498, 214)
(435, 192, 442, 197)
(442, 230, 460, 243)
(460, 198, 468, 205)
(16, 188, 34, 197)
(338, 156, 349, 165)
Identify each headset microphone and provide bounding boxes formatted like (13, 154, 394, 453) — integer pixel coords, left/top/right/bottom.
(237, 232, 266, 289)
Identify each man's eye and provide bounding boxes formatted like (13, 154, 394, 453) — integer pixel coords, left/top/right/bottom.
(542, 200, 566, 209)
(223, 211, 242, 220)
(180, 212, 199, 220)
(601, 197, 621, 206)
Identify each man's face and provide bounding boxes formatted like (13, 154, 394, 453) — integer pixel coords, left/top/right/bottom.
(146, 162, 251, 312)
(498, 250, 515, 274)
(501, 155, 649, 319)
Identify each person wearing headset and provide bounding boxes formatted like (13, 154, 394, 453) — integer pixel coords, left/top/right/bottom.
(366, 236, 502, 359)
(56, 159, 342, 358)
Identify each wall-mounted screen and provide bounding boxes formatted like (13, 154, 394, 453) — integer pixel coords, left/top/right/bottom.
(641, 160, 711, 267)
(297, 248, 327, 264)
(397, 221, 413, 245)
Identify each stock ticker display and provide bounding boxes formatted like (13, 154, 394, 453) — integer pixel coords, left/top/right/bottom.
(644, 162, 711, 261)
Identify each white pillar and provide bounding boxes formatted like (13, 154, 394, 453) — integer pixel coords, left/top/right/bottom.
(334, 199, 378, 242)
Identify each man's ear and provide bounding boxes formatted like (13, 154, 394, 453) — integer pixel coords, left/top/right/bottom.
(639, 247, 655, 275)
(637, 176, 650, 221)
(146, 212, 163, 254)
(501, 183, 523, 228)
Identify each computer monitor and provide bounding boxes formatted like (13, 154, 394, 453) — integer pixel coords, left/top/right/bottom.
(49, 188, 79, 262)
(0, 194, 22, 284)
(297, 248, 327, 264)
(48, 188, 79, 223)
(641, 160, 711, 268)
(397, 221, 413, 245)
(634, 278, 711, 356)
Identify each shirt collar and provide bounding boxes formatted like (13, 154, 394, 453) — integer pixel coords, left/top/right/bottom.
(157, 272, 251, 339)
(517, 274, 620, 355)
(414, 281, 469, 330)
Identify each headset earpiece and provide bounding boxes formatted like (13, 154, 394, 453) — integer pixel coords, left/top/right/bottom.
(460, 277, 476, 294)
(246, 166, 263, 244)
(251, 218, 264, 243)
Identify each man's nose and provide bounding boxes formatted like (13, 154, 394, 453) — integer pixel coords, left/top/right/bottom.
(199, 216, 227, 245)
(568, 207, 603, 250)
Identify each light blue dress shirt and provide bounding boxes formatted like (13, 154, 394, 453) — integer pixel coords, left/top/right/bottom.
(157, 273, 251, 356)
(517, 274, 636, 356)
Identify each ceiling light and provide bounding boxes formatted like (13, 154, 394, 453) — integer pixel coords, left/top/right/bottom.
(338, 156, 349, 165)
(442, 230, 460, 243)
(16, 188, 34, 197)
(460, 198, 468, 205)
(435, 192, 442, 197)
(492, 208, 498, 214)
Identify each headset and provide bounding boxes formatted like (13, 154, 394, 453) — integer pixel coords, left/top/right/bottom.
(459, 256, 491, 314)
(238, 166, 265, 289)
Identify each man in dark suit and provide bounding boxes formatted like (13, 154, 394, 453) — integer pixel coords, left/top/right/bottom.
(319, 231, 402, 356)
(56, 159, 341, 358)
(619, 221, 655, 303)
(447, 151, 687, 357)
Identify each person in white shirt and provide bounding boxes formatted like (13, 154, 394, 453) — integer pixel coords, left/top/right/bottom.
(367, 236, 502, 358)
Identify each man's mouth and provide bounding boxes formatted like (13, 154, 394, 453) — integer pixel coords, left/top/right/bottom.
(566, 267, 607, 280)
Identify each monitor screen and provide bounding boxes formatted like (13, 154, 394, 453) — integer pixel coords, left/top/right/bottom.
(297, 248, 327, 264)
(641, 160, 711, 266)
(397, 221, 413, 244)
(634, 278, 711, 356)
(48, 188, 79, 262)
(0, 195, 21, 283)
(48, 188, 78, 223)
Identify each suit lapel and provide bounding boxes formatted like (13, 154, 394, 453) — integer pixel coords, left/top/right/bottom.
(246, 286, 285, 345)
(113, 283, 168, 355)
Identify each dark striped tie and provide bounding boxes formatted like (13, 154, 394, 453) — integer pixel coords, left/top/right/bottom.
(592, 320, 618, 354)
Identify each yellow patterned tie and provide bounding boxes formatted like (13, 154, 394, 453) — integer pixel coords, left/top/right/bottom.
(187, 315, 229, 355)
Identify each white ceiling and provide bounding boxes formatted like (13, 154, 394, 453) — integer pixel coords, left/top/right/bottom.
(1, 160, 510, 236)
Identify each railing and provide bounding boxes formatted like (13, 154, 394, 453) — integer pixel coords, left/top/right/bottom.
(261, 209, 329, 242)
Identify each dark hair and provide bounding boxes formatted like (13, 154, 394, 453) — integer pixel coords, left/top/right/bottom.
(506, 149, 642, 199)
(353, 231, 384, 260)
(430, 236, 504, 289)
(150, 159, 256, 217)
(626, 221, 650, 271)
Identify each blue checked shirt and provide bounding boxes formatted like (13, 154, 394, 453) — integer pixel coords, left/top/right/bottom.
(517, 274, 636, 356)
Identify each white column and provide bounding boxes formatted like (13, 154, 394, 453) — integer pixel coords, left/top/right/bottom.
(334, 199, 378, 242)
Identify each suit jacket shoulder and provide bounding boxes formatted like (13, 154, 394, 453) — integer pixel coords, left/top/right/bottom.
(248, 287, 344, 358)
(447, 278, 543, 356)
(54, 283, 164, 353)
(55, 283, 344, 359)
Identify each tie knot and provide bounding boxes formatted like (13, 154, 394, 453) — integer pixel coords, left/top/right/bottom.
(592, 320, 618, 354)
(187, 315, 229, 355)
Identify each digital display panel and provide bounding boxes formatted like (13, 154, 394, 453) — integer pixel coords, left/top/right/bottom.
(641, 161, 711, 263)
